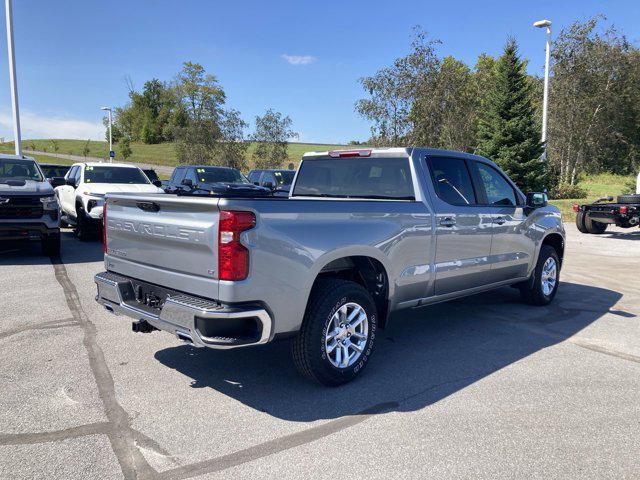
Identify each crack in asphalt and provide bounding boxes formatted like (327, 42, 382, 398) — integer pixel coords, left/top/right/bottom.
(46, 254, 407, 480)
(0, 318, 78, 340)
(0, 422, 112, 446)
(156, 401, 399, 480)
(42, 257, 411, 479)
(50, 256, 156, 480)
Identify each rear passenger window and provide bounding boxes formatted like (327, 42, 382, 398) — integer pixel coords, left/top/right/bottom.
(248, 171, 261, 183)
(429, 157, 476, 205)
(475, 163, 517, 206)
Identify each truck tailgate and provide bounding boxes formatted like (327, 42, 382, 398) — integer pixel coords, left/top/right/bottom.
(104, 193, 221, 299)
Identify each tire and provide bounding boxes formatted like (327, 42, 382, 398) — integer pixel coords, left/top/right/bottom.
(575, 211, 589, 234)
(584, 215, 607, 234)
(75, 205, 90, 241)
(617, 194, 640, 204)
(291, 279, 378, 386)
(519, 245, 560, 306)
(41, 232, 61, 256)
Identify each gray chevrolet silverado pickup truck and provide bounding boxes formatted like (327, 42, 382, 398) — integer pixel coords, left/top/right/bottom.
(1, 154, 61, 255)
(95, 148, 565, 385)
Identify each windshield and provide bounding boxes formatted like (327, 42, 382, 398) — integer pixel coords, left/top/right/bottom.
(292, 157, 414, 200)
(274, 170, 295, 186)
(0, 159, 44, 182)
(40, 165, 70, 179)
(194, 167, 248, 184)
(84, 166, 150, 184)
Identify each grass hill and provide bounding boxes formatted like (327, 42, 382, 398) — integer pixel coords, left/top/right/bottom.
(0, 139, 347, 169)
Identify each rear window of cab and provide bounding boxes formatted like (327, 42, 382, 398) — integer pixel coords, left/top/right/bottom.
(292, 157, 414, 200)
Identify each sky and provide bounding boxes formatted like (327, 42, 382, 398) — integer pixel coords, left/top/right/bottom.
(0, 0, 638, 144)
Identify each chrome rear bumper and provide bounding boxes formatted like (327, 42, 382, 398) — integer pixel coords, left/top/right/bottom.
(94, 271, 272, 349)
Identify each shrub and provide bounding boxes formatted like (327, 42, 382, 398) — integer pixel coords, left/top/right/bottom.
(622, 177, 637, 194)
(549, 183, 588, 199)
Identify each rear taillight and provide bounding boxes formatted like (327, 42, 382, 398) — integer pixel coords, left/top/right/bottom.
(102, 202, 107, 253)
(218, 210, 256, 281)
(328, 149, 372, 158)
(619, 205, 628, 215)
(572, 204, 580, 213)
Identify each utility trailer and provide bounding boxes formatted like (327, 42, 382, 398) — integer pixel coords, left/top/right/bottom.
(574, 194, 640, 234)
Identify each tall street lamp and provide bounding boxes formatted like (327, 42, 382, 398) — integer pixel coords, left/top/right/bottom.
(101, 106, 113, 162)
(5, 0, 22, 156)
(534, 19, 552, 161)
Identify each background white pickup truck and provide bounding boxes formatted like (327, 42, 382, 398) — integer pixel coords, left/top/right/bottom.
(55, 162, 163, 239)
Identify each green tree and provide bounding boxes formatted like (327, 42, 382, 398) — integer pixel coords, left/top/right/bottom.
(82, 139, 91, 158)
(173, 62, 227, 164)
(548, 16, 640, 184)
(214, 109, 249, 170)
(50, 139, 59, 155)
(410, 56, 477, 151)
(356, 28, 440, 145)
(476, 39, 545, 192)
(119, 137, 132, 161)
(251, 109, 297, 169)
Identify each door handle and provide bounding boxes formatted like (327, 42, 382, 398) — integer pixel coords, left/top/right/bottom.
(493, 217, 506, 225)
(440, 217, 456, 227)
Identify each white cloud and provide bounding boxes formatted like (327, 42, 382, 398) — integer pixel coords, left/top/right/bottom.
(0, 110, 103, 141)
(281, 54, 316, 66)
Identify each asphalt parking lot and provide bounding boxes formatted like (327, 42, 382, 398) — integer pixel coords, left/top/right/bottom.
(1, 224, 639, 479)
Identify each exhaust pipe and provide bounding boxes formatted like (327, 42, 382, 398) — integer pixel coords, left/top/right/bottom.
(176, 331, 194, 344)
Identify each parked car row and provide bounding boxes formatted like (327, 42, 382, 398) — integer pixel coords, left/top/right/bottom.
(0, 155, 297, 247)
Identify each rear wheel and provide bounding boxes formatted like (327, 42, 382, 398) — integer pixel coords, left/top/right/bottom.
(584, 215, 607, 234)
(291, 279, 378, 386)
(575, 211, 589, 234)
(519, 245, 560, 306)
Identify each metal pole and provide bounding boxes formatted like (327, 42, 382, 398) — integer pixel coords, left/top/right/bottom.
(541, 25, 551, 160)
(5, 0, 21, 156)
(108, 109, 113, 163)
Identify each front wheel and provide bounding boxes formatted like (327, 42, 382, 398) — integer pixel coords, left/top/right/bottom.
(41, 232, 60, 256)
(291, 279, 378, 386)
(519, 245, 560, 306)
(75, 206, 90, 241)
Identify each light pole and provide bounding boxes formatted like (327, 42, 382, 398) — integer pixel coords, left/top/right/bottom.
(534, 19, 552, 161)
(5, 0, 22, 156)
(101, 106, 113, 162)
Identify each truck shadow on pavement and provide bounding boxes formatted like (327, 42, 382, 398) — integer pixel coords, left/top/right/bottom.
(597, 230, 640, 240)
(155, 281, 625, 422)
(0, 230, 104, 265)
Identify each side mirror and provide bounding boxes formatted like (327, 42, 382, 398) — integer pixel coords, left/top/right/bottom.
(152, 180, 162, 188)
(50, 177, 65, 188)
(253, 181, 260, 186)
(65, 177, 77, 187)
(263, 181, 276, 190)
(526, 192, 548, 209)
(181, 178, 193, 188)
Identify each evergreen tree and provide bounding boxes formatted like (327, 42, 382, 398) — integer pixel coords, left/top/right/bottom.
(476, 39, 545, 191)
